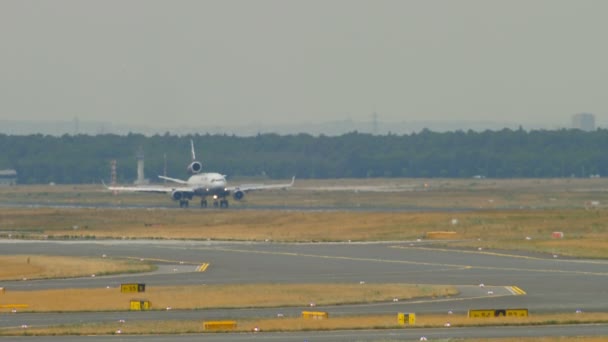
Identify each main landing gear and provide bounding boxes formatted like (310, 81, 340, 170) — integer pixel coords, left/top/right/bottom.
(179, 197, 229, 209)
(213, 198, 228, 208)
(195, 198, 228, 208)
(213, 199, 229, 208)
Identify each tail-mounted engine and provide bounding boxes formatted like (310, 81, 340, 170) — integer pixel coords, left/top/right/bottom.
(187, 139, 202, 174)
(187, 161, 202, 174)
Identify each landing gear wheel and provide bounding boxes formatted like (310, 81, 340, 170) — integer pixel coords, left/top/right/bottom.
(213, 201, 219, 208)
(220, 199, 229, 208)
(200, 200, 207, 208)
(179, 200, 189, 208)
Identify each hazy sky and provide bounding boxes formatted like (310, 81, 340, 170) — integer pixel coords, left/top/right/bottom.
(1, 0, 606, 127)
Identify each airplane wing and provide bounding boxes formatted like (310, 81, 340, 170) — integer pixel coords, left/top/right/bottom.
(227, 176, 295, 192)
(103, 181, 193, 195)
(158, 175, 189, 185)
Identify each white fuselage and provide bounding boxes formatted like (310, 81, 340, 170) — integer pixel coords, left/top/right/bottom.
(186, 172, 227, 191)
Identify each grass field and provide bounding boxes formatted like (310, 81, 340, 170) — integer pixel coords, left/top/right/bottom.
(2, 178, 608, 209)
(0, 255, 154, 280)
(0, 283, 456, 312)
(1, 179, 607, 338)
(1, 207, 606, 258)
(2, 312, 607, 336)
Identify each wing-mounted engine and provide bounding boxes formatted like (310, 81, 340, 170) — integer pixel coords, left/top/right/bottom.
(172, 190, 192, 201)
(233, 189, 244, 201)
(172, 190, 183, 201)
(187, 161, 202, 174)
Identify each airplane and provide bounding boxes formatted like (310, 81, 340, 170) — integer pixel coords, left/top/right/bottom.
(106, 140, 295, 208)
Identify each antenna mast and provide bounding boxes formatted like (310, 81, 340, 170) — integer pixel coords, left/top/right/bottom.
(163, 153, 167, 184)
(110, 160, 117, 195)
(372, 111, 378, 135)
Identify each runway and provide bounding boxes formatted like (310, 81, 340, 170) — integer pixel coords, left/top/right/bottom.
(0, 201, 469, 213)
(3, 325, 608, 342)
(1, 238, 607, 338)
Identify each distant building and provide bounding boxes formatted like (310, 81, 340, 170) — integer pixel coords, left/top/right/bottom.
(572, 113, 595, 131)
(0, 169, 17, 186)
(133, 150, 149, 185)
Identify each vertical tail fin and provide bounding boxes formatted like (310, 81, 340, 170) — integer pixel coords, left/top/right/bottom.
(190, 139, 196, 161)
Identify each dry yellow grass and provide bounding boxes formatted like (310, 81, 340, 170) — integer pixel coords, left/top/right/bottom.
(0, 283, 456, 312)
(2, 312, 607, 336)
(3, 178, 608, 209)
(1, 182, 606, 338)
(239, 312, 608, 332)
(1, 207, 607, 258)
(0, 255, 154, 280)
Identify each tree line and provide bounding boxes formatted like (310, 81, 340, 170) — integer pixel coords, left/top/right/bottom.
(1, 128, 607, 184)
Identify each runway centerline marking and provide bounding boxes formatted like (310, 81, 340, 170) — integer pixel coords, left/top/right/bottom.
(186, 246, 608, 277)
(392, 245, 608, 265)
(388, 246, 608, 276)
(190, 246, 472, 270)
